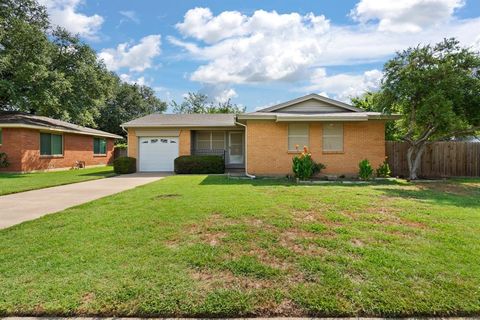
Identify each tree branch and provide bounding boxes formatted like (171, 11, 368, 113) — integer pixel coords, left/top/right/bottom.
(438, 126, 480, 141)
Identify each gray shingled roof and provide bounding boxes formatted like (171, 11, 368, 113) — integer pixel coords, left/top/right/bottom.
(122, 113, 237, 127)
(0, 112, 122, 139)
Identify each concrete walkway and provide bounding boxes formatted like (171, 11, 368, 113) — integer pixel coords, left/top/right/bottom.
(0, 173, 168, 229)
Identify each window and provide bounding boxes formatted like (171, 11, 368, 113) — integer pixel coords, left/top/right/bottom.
(195, 131, 225, 150)
(323, 123, 343, 152)
(288, 124, 309, 151)
(40, 133, 63, 156)
(93, 137, 107, 155)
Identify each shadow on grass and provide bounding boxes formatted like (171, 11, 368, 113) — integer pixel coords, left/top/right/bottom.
(374, 183, 480, 209)
(200, 175, 480, 208)
(0, 173, 27, 179)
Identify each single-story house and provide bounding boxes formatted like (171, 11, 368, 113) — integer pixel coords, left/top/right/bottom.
(0, 112, 122, 172)
(122, 94, 398, 176)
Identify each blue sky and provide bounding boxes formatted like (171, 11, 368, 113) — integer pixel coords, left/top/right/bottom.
(40, 0, 480, 111)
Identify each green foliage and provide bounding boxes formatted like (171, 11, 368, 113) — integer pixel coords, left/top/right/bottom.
(174, 155, 225, 174)
(0, 0, 166, 131)
(0, 152, 9, 168)
(171, 92, 245, 114)
(376, 159, 391, 178)
(358, 159, 374, 180)
(292, 147, 325, 180)
(381, 38, 480, 141)
(113, 157, 136, 174)
(97, 79, 167, 136)
(114, 142, 128, 150)
(351, 92, 400, 141)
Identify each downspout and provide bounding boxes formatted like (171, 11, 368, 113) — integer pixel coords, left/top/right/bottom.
(235, 121, 256, 179)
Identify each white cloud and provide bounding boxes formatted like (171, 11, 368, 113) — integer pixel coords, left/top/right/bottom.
(171, 9, 330, 84)
(351, 0, 464, 33)
(119, 73, 147, 86)
(119, 10, 140, 24)
(304, 68, 383, 102)
(99, 35, 161, 72)
(198, 84, 238, 103)
(38, 0, 104, 39)
(170, 5, 480, 99)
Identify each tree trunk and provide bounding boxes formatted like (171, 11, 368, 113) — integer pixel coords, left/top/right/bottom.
(406, 142, 427, 180)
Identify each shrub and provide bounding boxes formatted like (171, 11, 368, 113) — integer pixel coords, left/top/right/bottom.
(174, 155, 224, 174)
(114, 143, 127, 150)
(113, 156, 136, 174)
(0, 152, 9, 168)
(292, 146, 325, 180)
(358, 159, 374, 180)
(376, 158, 391, 177)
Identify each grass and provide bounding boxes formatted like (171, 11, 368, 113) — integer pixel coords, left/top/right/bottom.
(0, 166, 115, 195)
(0, 175, 479, 317)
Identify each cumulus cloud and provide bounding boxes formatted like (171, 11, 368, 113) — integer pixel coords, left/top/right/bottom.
(351, 0, 464, 32)
(99, 35, 161, 72)
(198, 84, 238, 103)
(171, 7, 479, 83)
(119, 74, 148, 86)
(38, 0, 104, 39)
(304, 68, 383, 102)
(171, 9, 330, 84)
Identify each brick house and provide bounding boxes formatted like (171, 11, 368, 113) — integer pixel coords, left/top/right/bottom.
(122, 94, 399, 176)
(0, 112, 122, 172)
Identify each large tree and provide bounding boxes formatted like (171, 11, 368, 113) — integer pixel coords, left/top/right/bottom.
(351, 91, 401, 141)
(171, 92, 245, 114)
(0, 0, 165, 130)
(97, 79, 167, 137)
(378, 38, 480, 179)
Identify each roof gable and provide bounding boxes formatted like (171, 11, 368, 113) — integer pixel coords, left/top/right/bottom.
(256, 93, 362, 114)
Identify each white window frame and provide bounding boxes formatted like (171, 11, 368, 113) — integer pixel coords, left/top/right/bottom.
(323, 123, 344, 152)
(288, 123, 309, 151)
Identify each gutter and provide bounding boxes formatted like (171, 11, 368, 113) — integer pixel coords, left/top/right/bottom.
(234, 121, 256, 179)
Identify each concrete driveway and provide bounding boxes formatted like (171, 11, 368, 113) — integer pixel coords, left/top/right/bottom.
(0, 173, 169, 229)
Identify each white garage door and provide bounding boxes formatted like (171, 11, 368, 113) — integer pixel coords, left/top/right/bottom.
(139, 137, 179, 172)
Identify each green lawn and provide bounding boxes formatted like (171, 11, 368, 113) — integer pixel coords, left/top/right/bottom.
(0, 166, 115, 196)
(0, 175, 479, 317)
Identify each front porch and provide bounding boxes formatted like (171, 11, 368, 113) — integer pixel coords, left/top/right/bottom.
(190, 129, 245, 169)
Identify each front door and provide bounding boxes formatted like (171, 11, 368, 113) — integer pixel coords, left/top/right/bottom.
(228, 132, 244, 164)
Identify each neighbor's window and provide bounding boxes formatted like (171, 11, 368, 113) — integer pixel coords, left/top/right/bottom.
(288, 123, 309, 151)
(93, 137, 107, 155)
(323, 123, 343, 152)
(196, 131, 225, 150)
(40, 132, 63, 156)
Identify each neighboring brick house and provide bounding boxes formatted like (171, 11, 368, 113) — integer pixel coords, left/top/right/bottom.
(0, 112, 122, 172)
(122, 94, 399, 176)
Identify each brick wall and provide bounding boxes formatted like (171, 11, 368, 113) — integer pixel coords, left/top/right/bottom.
(127, 128, 191, 157)
(246, 120, 386, 176)
(0, 127, 25, 171)
(0, 128, 114, 172)
(127, 128, 137, 158)
(179, 129, 191, 156)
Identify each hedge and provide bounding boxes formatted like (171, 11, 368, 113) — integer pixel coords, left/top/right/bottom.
(113, 156, 136, 174)
(174, 155, 224, 174)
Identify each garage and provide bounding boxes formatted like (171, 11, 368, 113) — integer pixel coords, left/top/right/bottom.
(138, 137, 179, 172)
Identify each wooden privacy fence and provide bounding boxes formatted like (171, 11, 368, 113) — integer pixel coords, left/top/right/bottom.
(386, 141, 480, 178)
